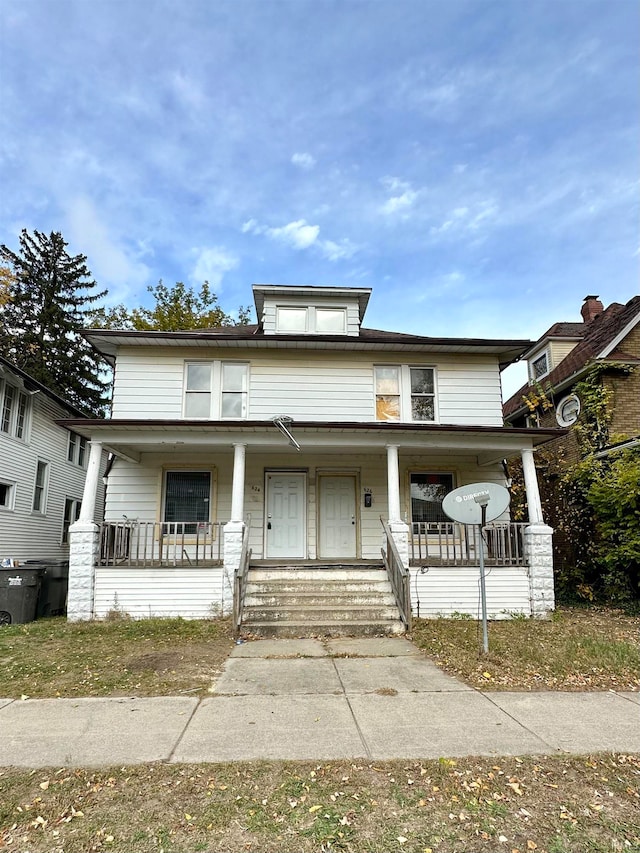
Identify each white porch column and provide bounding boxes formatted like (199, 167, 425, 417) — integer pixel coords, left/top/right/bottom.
(521, 447, 544, 524)
(230, 443, 246, 522)
(386, 444, 402, 523)
(385, 444, 410, 566)
(68, 440, 103, 621)
(223, 443, 248, 615)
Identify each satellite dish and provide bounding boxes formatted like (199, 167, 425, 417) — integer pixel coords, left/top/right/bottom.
(442, 482, 510, 525)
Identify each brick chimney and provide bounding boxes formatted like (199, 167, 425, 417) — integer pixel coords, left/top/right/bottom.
(581, 294, 604, 324)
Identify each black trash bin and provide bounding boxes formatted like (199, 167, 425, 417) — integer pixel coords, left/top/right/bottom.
(0, 567, 43, 625)
(25, 560, 70, 617)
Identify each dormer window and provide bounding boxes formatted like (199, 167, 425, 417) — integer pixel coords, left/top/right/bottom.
(275, 306, 346, 335)
(530, 351, 549, 381)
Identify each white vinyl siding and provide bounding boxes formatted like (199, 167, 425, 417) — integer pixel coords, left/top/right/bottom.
(94, 567, 225, 619)
(0, 390, 107, 562)
(410, 566, 530, 618)
(111, 347, 504, 426)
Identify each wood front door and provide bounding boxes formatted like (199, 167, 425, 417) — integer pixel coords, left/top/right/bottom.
(265, 472, 306, 558)
(319, 475, 357, 559)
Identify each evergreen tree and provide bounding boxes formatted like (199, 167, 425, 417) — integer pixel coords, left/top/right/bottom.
(0, 229, 109, 416)
(89, 280, 252, 330)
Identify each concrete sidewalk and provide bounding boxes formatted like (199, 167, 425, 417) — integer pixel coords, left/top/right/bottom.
(1, 637, 638, 768)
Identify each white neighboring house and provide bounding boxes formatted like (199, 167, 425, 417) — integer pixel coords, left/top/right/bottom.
(62, 284, 563, 629)
(0, 355, 106, 565)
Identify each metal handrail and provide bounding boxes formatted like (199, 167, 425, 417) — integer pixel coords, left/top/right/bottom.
(98, 521, 224, 567)
(233, 524, 252, 637)
(380, 516, 412, 631)
(410, 521, 528, 566)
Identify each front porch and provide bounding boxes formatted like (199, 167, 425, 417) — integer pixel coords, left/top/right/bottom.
(67, 422, 557, 627)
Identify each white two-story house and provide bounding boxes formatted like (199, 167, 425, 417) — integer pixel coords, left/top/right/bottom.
(0, 355, 106, 569)
(62, 285, 562, 632)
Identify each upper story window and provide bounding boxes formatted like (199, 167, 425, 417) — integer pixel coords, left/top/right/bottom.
(67, 432, 88, 467)
(530, 351, 549, 381)
(275, 306, 346, 335)
(183, 362, 249, 419)
(0, 378, 30, 441)
(32, 460, 49, 514)
(374, 365, 436, 422)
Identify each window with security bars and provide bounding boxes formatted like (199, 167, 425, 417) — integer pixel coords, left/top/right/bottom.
(163, 471, 211, 535)
(410, 472, 454, 532)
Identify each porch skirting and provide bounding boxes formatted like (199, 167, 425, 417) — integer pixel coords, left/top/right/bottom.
(94, 566, 226, 620)
(409, 565, 531, 619)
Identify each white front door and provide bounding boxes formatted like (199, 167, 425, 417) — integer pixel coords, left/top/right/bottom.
(319, 475, 357, 558)
(265, 472, 306, 558)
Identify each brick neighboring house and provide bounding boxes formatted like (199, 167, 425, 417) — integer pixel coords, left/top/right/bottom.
(503, 293, 640, 568)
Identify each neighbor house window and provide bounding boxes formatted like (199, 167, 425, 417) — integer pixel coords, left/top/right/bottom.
(62, 497, 82, 543)
(184, 362, 213, 418)
(375, 366, 401, 421)
(410, 472, 454, 532)
(531, 352, 549, 380)
(0, 480, 15, 510)
(0, 380, 30, 440)
(32, 461, 49, 513)
(163, 471, 212, 535)
(67, 432, 88, 466)
(221, 363, 248, 418)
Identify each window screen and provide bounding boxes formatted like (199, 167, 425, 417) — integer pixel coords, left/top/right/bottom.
(164, 472, 211, 533)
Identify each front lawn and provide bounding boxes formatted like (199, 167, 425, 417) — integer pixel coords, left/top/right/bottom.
(0, 616, 233, 699)
(1, 754, 639, 852)
(411, 606, 640, 691)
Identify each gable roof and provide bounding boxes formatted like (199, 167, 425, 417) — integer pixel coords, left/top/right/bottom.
(504, 295, 640, 419)
(0, 354, 89, 419)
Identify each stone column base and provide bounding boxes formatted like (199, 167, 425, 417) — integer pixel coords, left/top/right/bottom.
(384, 520, 410, 568)
(67, 521, 100, 621)
(525, 523, 555, 618)
(223, 521, 246, 616)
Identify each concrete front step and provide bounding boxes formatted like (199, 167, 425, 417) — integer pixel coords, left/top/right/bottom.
(242, 620, 406, 639)
(240, 564, 406, 638)
(243, 605, 402, 623)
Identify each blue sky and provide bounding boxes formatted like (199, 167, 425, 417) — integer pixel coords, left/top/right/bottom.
(1, 0, 638, 397)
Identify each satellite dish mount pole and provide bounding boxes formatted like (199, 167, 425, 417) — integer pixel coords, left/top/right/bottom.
(474, 494, 490, 654)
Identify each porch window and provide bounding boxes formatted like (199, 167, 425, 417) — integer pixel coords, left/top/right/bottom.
(410, 472, 454, 532)
(164, 471, 211, 535)
(184, 363, 213, 418)
(375, 366, 401, 421)
(221, 363, 248, 418)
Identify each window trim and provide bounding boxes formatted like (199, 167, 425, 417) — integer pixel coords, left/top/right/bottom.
(32, 460, 49, 515)
(0, 378, 30, 441)
(374, 364, 438, 423)
(67, 431, 88, 467)
(183, 361, 250, 420)
(407, 470, 456, 535)
(529, 349, 550, 382)
(0, 479, 16, 511)
(160, 467, 218, 538)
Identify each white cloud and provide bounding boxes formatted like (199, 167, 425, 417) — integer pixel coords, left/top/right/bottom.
(190, 246, 239, 288)
(380, 176, 418, 215)
(291, 152, 316, 170)
(241, 217, 358, 262)
(64, 196, 149, 303)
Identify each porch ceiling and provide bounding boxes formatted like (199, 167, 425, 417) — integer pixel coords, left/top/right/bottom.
(57, 418, 565, 464)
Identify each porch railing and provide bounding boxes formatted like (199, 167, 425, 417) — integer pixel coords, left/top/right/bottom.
(99, 521, 224, 567)
(232, 525, 252, 637)
(380, 517, 412, 631)
(410, 522, 528, 567)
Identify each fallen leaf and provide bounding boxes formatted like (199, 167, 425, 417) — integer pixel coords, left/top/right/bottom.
(309, 805, 322, 813)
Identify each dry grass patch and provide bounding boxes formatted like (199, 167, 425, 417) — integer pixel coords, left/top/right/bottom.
(0, 617, 233, 699)
(410, 606, 640, 691)
(1, 754, 639, 852)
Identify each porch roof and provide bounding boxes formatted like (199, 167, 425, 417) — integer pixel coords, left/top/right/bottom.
(57, 418, 565, 465)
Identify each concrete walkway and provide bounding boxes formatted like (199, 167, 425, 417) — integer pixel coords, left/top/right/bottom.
(1, 637, 638, 768)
